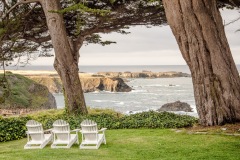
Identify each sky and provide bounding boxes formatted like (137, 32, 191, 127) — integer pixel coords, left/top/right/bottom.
(29, 8, 240, 66)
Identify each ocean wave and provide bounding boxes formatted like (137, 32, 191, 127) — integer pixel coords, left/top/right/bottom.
(175, 90, 187, 92)
(92, 100, 119, 103)
(152, 100, 163, 103)
(130, 90, 147, 93)
(140, 93, 161, 96)
(164, 84, 181, 87)
(115, 102, 124, 105)
(145, 84, 163, 87)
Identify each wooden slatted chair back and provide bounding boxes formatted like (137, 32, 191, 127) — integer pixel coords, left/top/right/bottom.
(81, 119, 98, 132)
(52, 119, 70, 142)
(81, 119, 98, 142)
(26, 120, 44, 141)
(53, 119, 70, 132)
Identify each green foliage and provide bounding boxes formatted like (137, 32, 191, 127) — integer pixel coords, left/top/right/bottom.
(0, 28, 7, 37)
(84, 34, 116, 46)
(57, 3, 110, 16)
(118, 111, 197, 129)
(0, 73, 51, 109)
(0, 116, 30, 142)
(0, 109, 197, 142)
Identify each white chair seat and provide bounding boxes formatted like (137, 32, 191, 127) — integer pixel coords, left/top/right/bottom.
(52, 134, 77, 144)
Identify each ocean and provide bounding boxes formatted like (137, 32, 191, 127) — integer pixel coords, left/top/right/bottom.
(5, 64, 240, 117)
(53, 77, 197, 116)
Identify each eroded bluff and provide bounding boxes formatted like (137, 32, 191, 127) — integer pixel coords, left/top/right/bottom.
(29, 76, 132, 93)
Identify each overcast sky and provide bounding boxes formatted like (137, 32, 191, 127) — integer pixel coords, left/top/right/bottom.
(31, 8, 240, 66)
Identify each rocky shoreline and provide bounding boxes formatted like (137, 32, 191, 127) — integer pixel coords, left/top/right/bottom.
(0, 70, 192, 116)
(28, 75, 132, 93)
(6, 70, 191, 94)
(96, 71, 190, 78)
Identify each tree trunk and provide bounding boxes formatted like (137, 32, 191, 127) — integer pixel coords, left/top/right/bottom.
(163, 0, 240, 125)
(40, 0, 87, 115)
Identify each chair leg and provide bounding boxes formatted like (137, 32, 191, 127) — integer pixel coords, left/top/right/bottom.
(103, 135, 106, 144)
(76, 133, 79, 144)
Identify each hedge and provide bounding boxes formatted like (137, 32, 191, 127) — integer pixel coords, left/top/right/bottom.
(0, 110, 198, 142)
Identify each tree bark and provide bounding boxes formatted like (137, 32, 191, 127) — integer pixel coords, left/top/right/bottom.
(163, 0, 240, 125)
(40, 0, 87, 115)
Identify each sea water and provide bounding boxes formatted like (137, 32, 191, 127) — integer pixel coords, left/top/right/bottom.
(53, 77, 197, 117)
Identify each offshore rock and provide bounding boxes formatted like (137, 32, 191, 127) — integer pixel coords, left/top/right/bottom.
(157, 101, 193, 112)
(81, 77, 132, 92)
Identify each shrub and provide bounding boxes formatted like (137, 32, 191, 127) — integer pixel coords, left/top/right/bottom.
(0, 116, 30, 142)
(0, 110, 198, 142)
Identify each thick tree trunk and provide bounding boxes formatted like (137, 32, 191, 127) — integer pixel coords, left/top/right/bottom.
(163, 0, 240, 125)
(40, 0, 87, 115)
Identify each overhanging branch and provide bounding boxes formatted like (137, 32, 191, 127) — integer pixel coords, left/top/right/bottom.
(1, 0, 40, 19)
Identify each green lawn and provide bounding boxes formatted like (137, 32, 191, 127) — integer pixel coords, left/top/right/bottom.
(0, 129, 239, 160)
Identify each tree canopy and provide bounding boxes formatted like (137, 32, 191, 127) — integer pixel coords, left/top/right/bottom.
(0, 0, 239, 64)
(0, 0, 166, 60)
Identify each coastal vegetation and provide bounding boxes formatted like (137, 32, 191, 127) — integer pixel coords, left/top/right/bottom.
(0, 72, 56, 114)
(0, 109, 197, 142)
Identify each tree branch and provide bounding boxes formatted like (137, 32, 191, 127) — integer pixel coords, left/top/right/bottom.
(23, 35, 51, 44)
(225, 16, 240, 26)
(1, 0, 40, 19)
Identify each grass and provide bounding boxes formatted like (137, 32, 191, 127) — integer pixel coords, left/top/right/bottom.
(0, 72, 50, 109)
(0, 129, 239, 160)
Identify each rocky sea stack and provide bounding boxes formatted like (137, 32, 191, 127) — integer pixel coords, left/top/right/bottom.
(158, 101, 193, 112)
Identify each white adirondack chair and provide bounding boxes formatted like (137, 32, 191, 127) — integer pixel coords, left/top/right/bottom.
(80, 119, 107, 149)
(51, 119, 79, 148)
(24, 120, 52, 149)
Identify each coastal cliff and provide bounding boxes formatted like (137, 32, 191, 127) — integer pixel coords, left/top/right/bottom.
(96, 71, 190, 78)
(1, 70, 190, 94)
(28, 75, 132, 93)
(0, 72, 56, 115)
(81, 77, 132, 92)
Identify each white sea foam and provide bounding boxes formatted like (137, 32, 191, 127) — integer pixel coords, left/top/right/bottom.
(130, 90, 147, 93)
(163, 84, 181, 87)
(175, 90, 186, 92)
(93, 100, 119, 103)
(116, 102, 124, 105)
(145, 84, 163, 87)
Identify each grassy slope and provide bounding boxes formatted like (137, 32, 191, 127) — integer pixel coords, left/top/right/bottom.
(0, 129, 239, 160)
(0, 73, 49, 109)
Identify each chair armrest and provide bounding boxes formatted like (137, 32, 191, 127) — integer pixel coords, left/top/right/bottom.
(44, 128, 53, 133)
(99, 128, 107, 132)
(71, 129, 80, 132)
